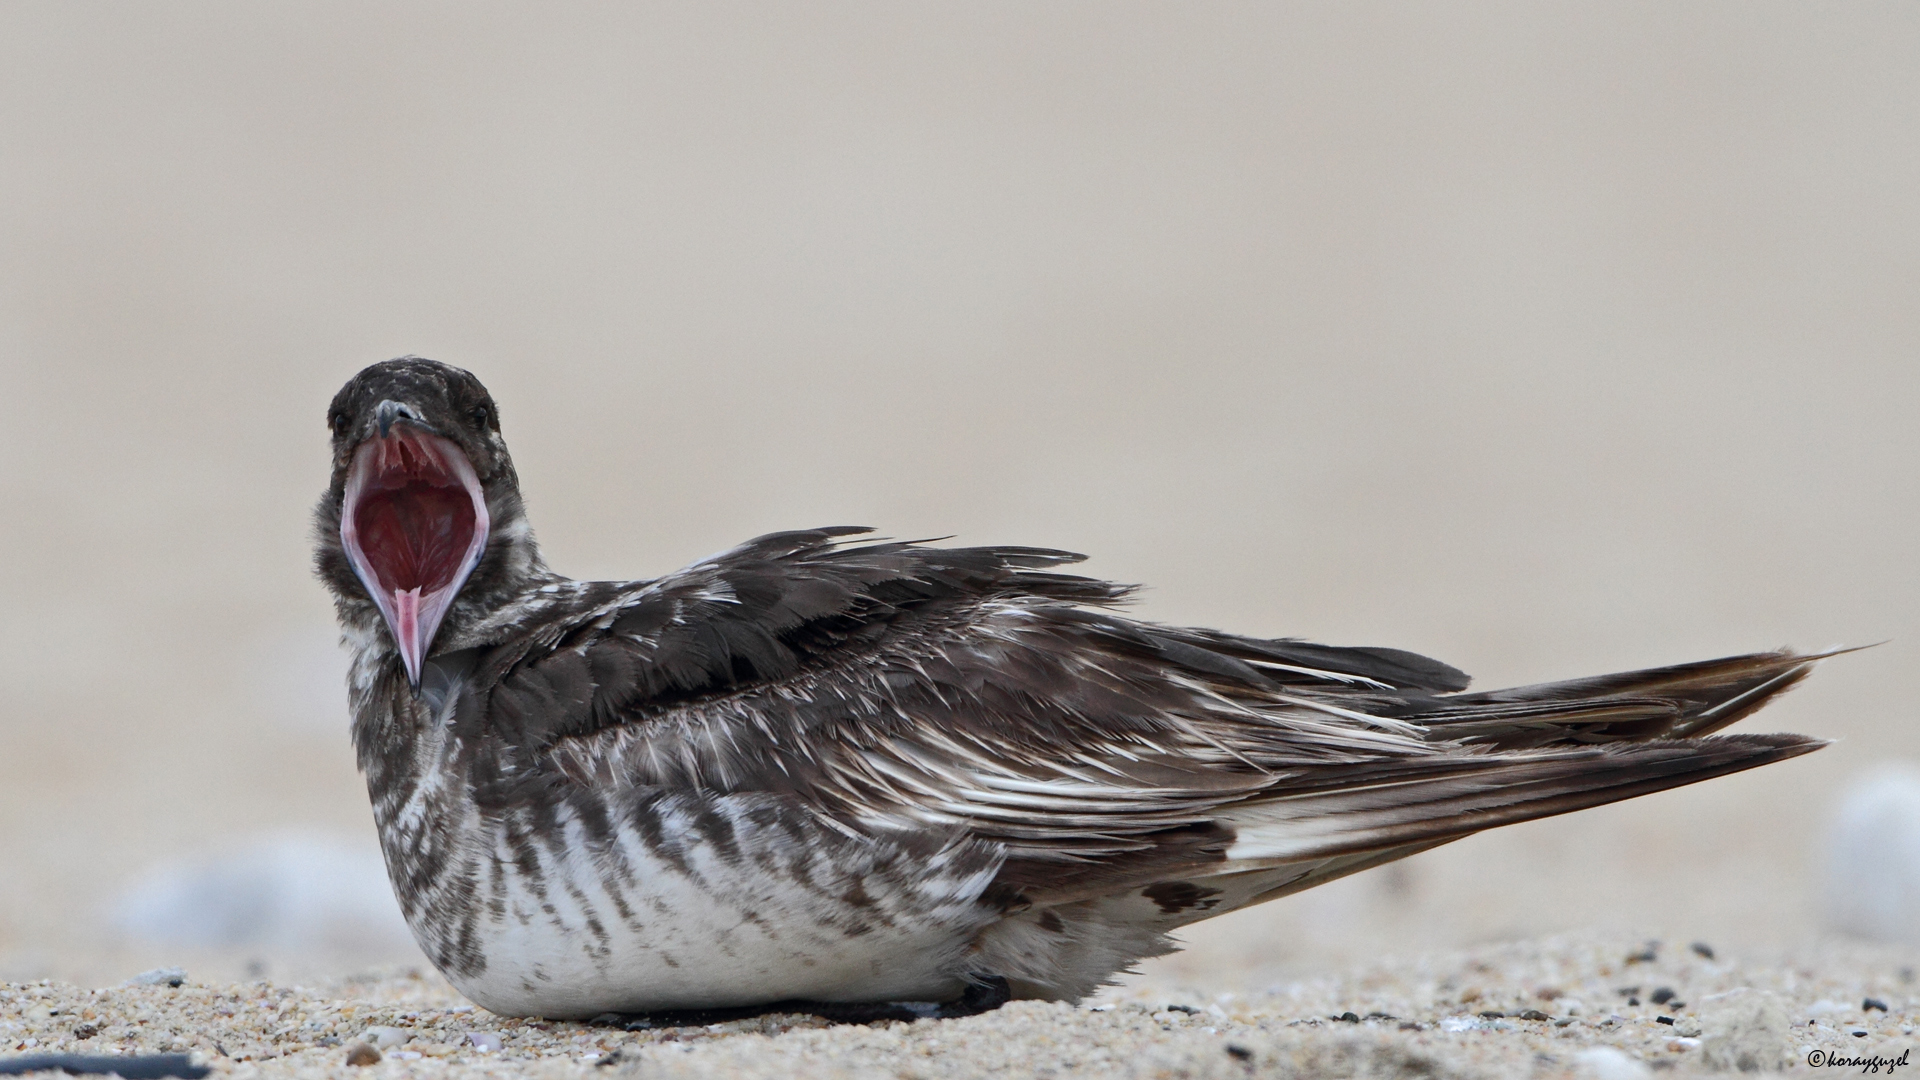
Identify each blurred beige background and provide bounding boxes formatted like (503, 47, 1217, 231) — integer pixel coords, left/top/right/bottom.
(1, 3, 1915, 988)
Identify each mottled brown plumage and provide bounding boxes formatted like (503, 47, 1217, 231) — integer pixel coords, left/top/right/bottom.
(315, 356, 1830, 1020)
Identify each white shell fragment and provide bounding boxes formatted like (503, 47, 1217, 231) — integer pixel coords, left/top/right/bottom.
(1820, 763, 1920, 945)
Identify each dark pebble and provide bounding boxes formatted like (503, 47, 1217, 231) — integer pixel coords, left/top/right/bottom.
(70, 1025, 97, 1041)
(1517, 1010, 1550, 1022)
(1627, 997, 1641, 1007)
(1690, 942, 1715, 960)
(1625, 945, 1659, 964)
(1656, 1016, 1675, 1026)
(594, 1050, 624, 1068)
(1166, 1004, 1199, 1015)
(1225, 1045, 1254, 1062)
(1616, 986, 1641, 997)
(1399, 1022, 1426, 1032)
(1650, 988, 1676, 1005)
(1478, 1011, 1505, 1019)
(344, 1044, 382, 1067)
(1366, 1012, 1396, 1021)
(1669, 1002, 1686, 1010)
(0, 1055, 207, 1079)
(1335, 1012, 1361, 1023)
(1864, 998, 1889, 1012)
(1854, 1030, 1870, 1038)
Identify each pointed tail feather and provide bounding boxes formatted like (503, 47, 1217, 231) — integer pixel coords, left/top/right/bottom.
(1218, 733, 1825, 866)
(1401, 648, 1848, 748)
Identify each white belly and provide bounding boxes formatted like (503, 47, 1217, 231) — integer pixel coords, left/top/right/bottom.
(396, 792, 1006, 1019)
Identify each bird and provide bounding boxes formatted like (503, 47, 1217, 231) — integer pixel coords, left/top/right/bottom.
(314, 356, 1832, 1023)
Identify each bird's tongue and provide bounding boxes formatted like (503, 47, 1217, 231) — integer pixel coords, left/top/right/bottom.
(389, 586, 423, 663)
(341, 429, 490, 688)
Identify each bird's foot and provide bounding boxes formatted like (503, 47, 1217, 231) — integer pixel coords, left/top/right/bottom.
(589, 975, 1012, 1030)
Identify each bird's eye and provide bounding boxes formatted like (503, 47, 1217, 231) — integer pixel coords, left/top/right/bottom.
(329, 411, 350, 435)
(471, 404, 492, 428)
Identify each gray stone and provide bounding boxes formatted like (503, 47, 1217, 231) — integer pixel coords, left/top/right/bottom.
(1698, 988, 1789, 1072)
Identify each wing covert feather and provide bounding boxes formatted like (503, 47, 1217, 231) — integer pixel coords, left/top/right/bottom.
(441, 529, 1449, 856)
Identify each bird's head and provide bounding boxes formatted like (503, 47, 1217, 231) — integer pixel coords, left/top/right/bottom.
(315, 357, 541, 688)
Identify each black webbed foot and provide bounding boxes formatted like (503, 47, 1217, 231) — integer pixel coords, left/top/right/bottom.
(588, 975, 1012, 1030)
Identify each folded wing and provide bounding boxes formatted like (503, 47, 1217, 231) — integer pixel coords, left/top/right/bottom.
(440, 528, 1826, 911)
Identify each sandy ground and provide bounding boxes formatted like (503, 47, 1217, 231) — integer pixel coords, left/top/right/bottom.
(4, 4, 1920, 1077)
(5, 933, 1917, 1079)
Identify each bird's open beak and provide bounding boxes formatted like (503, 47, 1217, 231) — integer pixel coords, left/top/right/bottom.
(339, 413, 490, 688)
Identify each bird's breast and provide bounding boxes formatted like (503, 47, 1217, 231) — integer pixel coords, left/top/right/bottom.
(367, 754, 1006, 1018)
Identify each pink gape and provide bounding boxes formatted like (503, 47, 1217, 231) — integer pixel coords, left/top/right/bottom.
(339, 425, 490, 686)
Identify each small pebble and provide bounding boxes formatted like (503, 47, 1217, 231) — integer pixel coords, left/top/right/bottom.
(1517, 1010, 1550, 1021)
(1224, 1044, 1253, 1061)
(1865, 998, 1889, 1012)
(1649, 988, 1675, 1004)
(1689, 942, 1716, 960)
(1575, 1045, 1652, 1080)
(343, 1043, 381, 1066)
(465, 1031, 503, 1052)
(360, 1025, 411, 1048)
(1655, 1015, 1675, 1025)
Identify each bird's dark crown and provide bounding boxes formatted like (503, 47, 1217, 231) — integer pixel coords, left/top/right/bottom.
(323, 357, 513, 491)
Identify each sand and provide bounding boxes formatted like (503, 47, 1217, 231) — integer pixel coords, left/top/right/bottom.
(4, 933, 1915, 1079)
